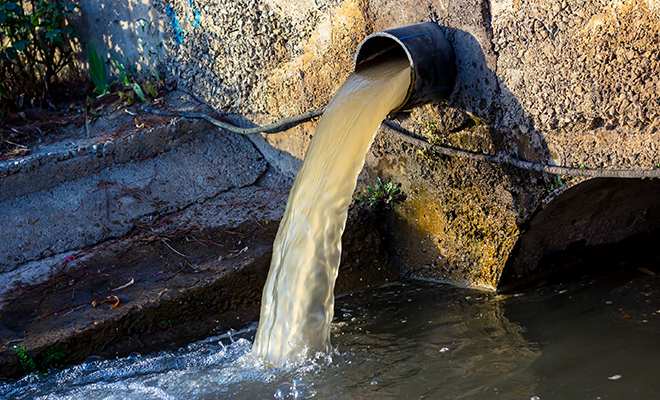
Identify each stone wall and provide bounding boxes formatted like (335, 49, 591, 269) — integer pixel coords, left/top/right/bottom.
(72, 0, 167, 76)
(493, 0, 660, 169)
(75, 0, 660, 288)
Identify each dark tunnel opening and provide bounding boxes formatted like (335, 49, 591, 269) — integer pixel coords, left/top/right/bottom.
(499, 178, 660, 291)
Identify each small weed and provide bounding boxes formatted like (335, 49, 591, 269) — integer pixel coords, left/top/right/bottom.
(85, 18, 163, 108)
(425, 120, 438, 136)
(417, 147, 446, 162)
(144, 80, 157, 98)
(135, 18, 163, 83)
(117, 90, 134, 106)
(160, 319, 172, 329)
(423, 120, 447, 146)
(133, 81, 146, 102)
(360, 177, 405, 208)
(112, 55, 131, 86)
(417, 148, 431, 160)
(111, 55, 155, 106)
(85, 95, 100, 121)
(10, 344, 65, 374)
(547, 177, 564, 193)
(86, 42, 110, 95)
(40, 345, 66, 369)
(10, 345, 37, 374)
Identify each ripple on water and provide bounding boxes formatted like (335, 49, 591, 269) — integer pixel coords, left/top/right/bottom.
(2, 276, 660, 399)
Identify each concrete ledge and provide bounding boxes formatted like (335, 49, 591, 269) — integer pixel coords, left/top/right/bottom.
(0, 117, 203, 202)
(0, 220, 277, 378)
(0, 201, 396, 378)
(0, 112, 267, 272)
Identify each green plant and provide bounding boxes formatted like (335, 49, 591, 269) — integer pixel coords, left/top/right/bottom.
(547, 176, 564, 193)
(85, 18, 162, 108)
(132, 80, 146, 102)
(144, 79, 157, 97)
(111, 55, 130, 86)
(86, 41, 109, 95)
(425, 120, 437, 136)
(360, 177, 405, 207)
(0, 0, 79, 104)
(40, 344, 65, 369)
(10, 344, 37, 373)
(10, 344, 65, 374)
(85, 95, 99, 120)
(111, 55, 149, 105)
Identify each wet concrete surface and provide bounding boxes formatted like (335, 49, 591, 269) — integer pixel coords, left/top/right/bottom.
(0, 193, 282, 378)
(0, 180, 396, 378)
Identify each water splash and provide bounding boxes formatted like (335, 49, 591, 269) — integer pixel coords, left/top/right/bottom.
(0, 324, 336, 400)
(0, 329, 266, 400)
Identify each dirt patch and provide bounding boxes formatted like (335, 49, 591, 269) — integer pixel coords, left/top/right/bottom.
(0, 87, 179, 163)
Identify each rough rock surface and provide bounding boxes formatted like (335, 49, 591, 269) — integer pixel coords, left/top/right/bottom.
(0, 96, 267, 272)
(155, 0, 660, 288)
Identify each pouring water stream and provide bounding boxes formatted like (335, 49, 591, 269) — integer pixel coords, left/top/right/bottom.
(253, 56, 412, 365)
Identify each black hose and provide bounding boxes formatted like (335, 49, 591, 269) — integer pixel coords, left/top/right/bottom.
(141, 106, 325, 135)
(141, 106, 660, 179)
(380, 121, 660, 179)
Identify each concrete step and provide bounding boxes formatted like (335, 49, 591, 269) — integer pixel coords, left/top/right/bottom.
(1, 105, 267, 275)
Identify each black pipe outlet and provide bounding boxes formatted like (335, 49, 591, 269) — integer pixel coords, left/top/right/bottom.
(354, 22, 456, 112)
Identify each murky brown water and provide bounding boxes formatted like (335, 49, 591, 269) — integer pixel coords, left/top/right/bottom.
(324, 268, 660, 399)
(3, 261, 659, 399)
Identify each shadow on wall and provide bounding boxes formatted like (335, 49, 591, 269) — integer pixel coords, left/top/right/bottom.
(385, 26, 558, 289)
(444, 25, 554, 166)
(70, 0, 168, 75)
(438, 27, 660, 289)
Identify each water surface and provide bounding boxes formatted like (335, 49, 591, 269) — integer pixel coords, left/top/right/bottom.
(2, 267, 659, 399)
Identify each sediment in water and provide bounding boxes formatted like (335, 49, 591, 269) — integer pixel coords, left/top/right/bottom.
(253, 56, 412, 365)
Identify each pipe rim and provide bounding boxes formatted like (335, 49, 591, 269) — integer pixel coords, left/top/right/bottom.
(353, 32, 415, 113)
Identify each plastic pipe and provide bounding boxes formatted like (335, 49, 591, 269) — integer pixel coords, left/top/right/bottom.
(354, 22, 457, 112)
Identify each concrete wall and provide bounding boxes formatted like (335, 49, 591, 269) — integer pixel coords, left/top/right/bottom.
(67, 0, 660, 289)
(71, 0, 167, 78)
(504, 178, 660, 282)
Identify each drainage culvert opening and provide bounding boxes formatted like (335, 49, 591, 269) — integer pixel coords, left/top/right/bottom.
(499, 178, 660, 292)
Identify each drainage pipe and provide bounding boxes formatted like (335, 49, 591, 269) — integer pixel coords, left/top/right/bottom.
(142, 22, 660, 178)
(354, 22, 457, 112)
